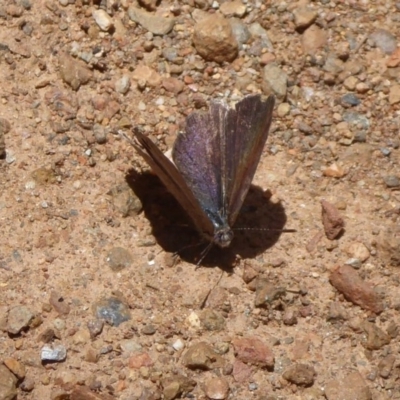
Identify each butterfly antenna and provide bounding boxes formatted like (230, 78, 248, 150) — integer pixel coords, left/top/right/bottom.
(195, 241, 214, 269)
(234, 227, 296, 233)
(200, 269, 224, 309)
(120, 131, 137, 146)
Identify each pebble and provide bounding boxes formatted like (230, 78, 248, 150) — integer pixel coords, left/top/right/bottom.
(138, 0, 158, 11)
(302, 25, 327, 54)
(325, 371, 371, 400)
(120, 339, 142, 354)
(93, 296, 131, 326)
(115, 75, 130, 94)
(5, 150, 16, 164)
(193, 14, 238, 63)
(377, 224, 400, 266)
(132, 65, 161, 88)
(70, 386, 115, 400)
(343, 75, 358, 91)
(361, 321, 391, 350)
(389, 84, 400, 105)
(321, 199, 345, 240)
(293, 7, 318, 30)
(341, 93, 361, 107)
(232, 336, 274, 368)
(108, 184, 142, 217)
(59, 53, 93, 91)
(106, 247, 133, 271)
(248, 23, 273, 51)
(387, 47, 400, 67)
(342, 110, 371, 129)
(323, 53, 344, 75)
(230, 19, 251, 47)
(3, 357, 26, 379)
(220, 0, 246, 17)
(20, 376, 35, 392)
(199, 308, 225, 331)
(0, 365, 17, 400)
(232, 359, 253, 383)
(6, 4, 24, 17)
(378, 354, 395, 378)
(0, 118, 10, 159)
(384, 175, 400, 188)
(204, 377, 230, 399)
(92, 9, 113, 32)
(242, 262, 258, 284)
(329, 265, 384, 314)
(369, 29, 397, 54)
(254, 278, 286, 308)
(282, 363, 316, 386)
(283, 310, 298, 326)
(162, 77, 184, 94)
(172, 338, 184, 351)
(72, 329, 90, 345)
(49, 291, 71, 315)
(162, 375, 196, 400)
(186, 311, 201, 329)
(277, 102, 290, 117)
(346, 242, 370, 262)
(7, 305, 34, 335)
(128, 6, 175, 35)
(323, 163, 345, 178)
(183, 342, 223, 370)
(93, 124, 107, 144)
(53, 318, 66, 331)
(262, 63, 288, 100)
(327, 302, 348, 321)
(41, 344, 67, 361)
(141, 324, 156, 335)
(344, 258, 362, 269)
(87, 319, 104, 339)
(128, 352, 153, 369)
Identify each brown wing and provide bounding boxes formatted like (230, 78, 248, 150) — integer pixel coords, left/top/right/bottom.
(223, 94, 275, 225)
(128, 129, 215, 240)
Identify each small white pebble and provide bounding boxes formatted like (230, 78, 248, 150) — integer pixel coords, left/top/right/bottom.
(73, 180, 82, 189)
(25, 181, 36, 190)
(155, 97, 164, 106)
(172, 339, 184, 351)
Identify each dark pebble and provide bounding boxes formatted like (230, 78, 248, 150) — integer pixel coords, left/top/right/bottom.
(93, 297, 131, 327)
(341, 93, 361, 107)
(383, 175, 400, 188)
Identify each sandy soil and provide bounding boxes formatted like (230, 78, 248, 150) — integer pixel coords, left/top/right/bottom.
(1, 0, 400, 399)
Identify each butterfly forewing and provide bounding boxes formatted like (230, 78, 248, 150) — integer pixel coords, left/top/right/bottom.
(223, 95, 275, 226)
(172, 102, 229, 219)
(131, 130, 215, 239)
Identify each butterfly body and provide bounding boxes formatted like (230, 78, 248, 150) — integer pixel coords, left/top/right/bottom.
(130, 94, 275, 249)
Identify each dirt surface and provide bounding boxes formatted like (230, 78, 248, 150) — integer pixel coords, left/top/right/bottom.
(1, 0, 400, 399)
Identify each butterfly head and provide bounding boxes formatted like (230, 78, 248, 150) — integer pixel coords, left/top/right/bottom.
(213, 227, 234, 248)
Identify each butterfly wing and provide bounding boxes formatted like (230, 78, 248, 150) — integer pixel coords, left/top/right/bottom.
(130, 129, 215, 239)
(172, 101, 229, 220)
(223, 94, 275, 226)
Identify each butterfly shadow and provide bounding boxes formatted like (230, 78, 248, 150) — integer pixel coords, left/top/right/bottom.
(126, 169, 291, 269)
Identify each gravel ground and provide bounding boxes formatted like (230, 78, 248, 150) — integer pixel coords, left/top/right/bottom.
(1, 0, 400, 399)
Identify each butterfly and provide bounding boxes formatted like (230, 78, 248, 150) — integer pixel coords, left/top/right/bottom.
(127, 94, 275, 253)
